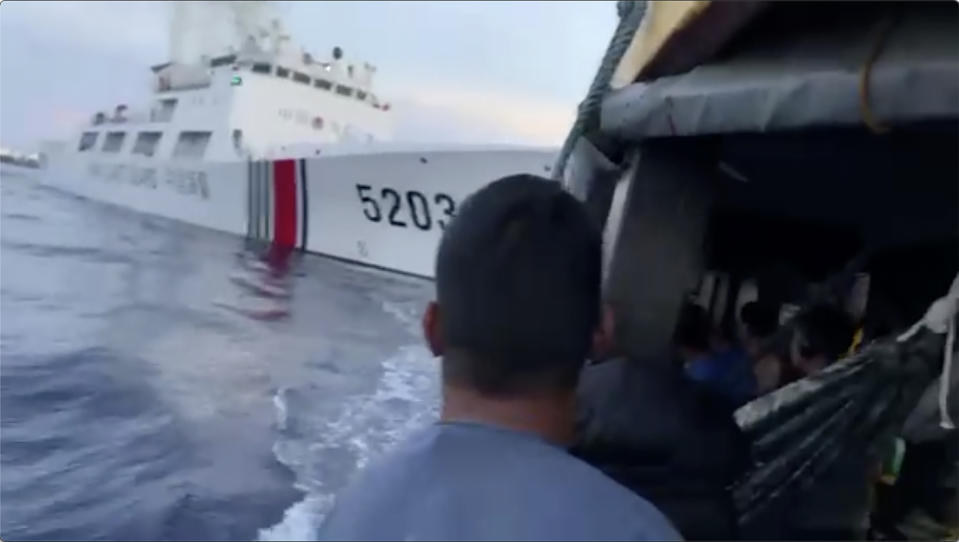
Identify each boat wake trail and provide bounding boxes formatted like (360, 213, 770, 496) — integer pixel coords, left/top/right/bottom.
(258, 299, 439, 541)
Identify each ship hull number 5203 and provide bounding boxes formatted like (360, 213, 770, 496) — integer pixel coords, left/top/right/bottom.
(355, 184, 457, 231)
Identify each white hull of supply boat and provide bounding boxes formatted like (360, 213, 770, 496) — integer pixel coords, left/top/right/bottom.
(39, 146, 556, 279)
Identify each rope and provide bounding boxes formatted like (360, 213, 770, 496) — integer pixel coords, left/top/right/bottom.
(553, 0, 648, 183)
(897, 273, 959, 342)
(858, 12, 896, 135)
(940, 312, 955, 429)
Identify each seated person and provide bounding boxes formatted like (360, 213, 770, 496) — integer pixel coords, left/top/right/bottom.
(575, 301, 750, 540)
(739, 301, 779, 360)
(318, 175, 679, 542)
(750, 303, 871, 540)
(790, 303, 856, 376)
(674, 302, 712, 372)
(677, 303, 756, 406)
(739, 301, 787, 395)
(711, 323, 761, 407)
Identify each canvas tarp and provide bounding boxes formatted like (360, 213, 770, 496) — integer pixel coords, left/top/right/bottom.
(602, 4, 959, 140)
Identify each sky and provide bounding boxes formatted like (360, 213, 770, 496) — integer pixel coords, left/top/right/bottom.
(0, 1, 616, 151)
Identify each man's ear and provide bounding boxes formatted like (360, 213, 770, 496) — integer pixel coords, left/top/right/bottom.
(422, 301, 444, 357)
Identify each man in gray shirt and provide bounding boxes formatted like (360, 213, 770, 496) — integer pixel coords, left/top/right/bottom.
(318, 175, 680, 541)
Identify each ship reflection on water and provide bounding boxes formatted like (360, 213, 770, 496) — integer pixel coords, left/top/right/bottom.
(221, 243, 300, 322)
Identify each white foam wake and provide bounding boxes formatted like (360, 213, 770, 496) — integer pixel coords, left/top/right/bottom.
(258, 340, 439, 541)
(258, 494, 331, 542)
(378, 298, 426, 337)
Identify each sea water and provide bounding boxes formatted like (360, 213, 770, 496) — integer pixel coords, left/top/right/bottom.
(1, 167, 440, 540)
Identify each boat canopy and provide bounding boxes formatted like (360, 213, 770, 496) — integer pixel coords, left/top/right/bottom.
(556, 2, 959, 530)
(602, 1, 958, 140)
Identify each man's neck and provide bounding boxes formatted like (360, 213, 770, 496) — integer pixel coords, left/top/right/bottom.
(440, 384, 576, 446)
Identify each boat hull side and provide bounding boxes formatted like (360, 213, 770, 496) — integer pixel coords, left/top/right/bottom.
(39, 149, 557, 279)
(40, 154, 248, 237)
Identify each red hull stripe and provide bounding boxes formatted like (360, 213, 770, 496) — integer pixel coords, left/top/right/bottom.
(272, 159, 297, 247)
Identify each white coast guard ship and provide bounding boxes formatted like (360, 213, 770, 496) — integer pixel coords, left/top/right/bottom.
(38, 2, 556, 279)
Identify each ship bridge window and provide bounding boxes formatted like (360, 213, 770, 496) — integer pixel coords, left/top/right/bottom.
(78, 132, 98, 152)
(152, 98, 177, 122)
(172, 131, 212, 160)
(102, 132, 126, 153)
(276, 67, 290, 78)
(292, 72, 310, 85)
(210, 54, 236, 68)
(252, 63, 271, 74)
(356, 91, 367, 101)
(314, 79, 332, 90)
(132, 131, 162, 157)
(335, 84, 353, 97)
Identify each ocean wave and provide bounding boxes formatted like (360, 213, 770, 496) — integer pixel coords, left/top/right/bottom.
(257, 493, 332, 542)
(259, 342, 439, 541)
(2, 212, 42, 222)
(0, 240, 136, 266)
(2, 175, 437, 540)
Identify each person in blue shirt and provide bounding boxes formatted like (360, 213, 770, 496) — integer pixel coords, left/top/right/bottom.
(674, 303, 756, 407)
(318, 175, 680, 542)
(576, 302, 751, 540)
